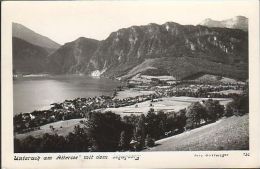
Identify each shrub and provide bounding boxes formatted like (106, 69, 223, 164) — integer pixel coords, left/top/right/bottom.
(127, 83, 135, 88)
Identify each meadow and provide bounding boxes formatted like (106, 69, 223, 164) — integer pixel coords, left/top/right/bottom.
(144, 114, 249, 151)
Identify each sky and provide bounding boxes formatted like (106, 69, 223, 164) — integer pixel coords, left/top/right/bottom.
(7, 1, 253, 45)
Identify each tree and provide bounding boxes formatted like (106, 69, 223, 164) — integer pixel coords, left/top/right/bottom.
(173, 109, 187, 132)
(85, 111, 123, 151)
(49, 125, 55, 131)
(145, 134, 155, 147)
(185, 102, 206, 129)
(203, 99, 224, 122)
(224, 102, 234, 117)
(37, 133, 65, 152)
(157, 111, 167, 138)
(225, 94, 249, 116)
(145, 110, 162, 140)
(234, 94, 249, 115)
(118, 131, 128, 151)
(20, 135, 41, 153)
(165, 114, 176, 132)
(65, 125, 90, 152)
(134, 114, 146, 150)
(14, 138, 22, 153)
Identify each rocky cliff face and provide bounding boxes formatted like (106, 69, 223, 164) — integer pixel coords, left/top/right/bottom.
(13, 21, 248, 80)
(87, 22, 248, 80)
(199, 16, 248, 32)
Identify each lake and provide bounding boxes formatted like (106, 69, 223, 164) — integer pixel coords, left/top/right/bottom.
(13, 75, 121, 114)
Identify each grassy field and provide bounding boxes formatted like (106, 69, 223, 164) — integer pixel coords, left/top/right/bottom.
(15, 96, 233, 140)
(129, 74, 176, 84)
(15, 118, 85, 140)
(104, 96, 232, 116)
(144, 114, 249, 151)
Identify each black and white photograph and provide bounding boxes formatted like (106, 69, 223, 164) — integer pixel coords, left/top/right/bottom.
(2, 0, 260, 168)
(12, 2, 250, 153)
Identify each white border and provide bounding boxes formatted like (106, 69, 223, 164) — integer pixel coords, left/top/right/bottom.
(2, 1, 260, 168)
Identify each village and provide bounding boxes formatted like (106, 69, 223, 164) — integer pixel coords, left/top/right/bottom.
(14, 74, 246, 135)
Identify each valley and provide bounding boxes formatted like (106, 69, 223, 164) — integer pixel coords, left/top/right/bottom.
(14, 74, 247, 150)
(12, 16, 249, 152)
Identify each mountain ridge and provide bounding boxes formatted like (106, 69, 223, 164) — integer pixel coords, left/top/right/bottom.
(13, 19, 248, 80)
(12, 22, 61, 51)
(48, 21, 248, 80)
(199, 16, 248, 31)
(47, 37, 100, 74)
(13, 37, 49, 74)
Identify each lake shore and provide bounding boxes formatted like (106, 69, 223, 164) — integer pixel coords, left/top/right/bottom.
(13, 75, 121, 114)
(14, 94, 232, 140)
(14, 74, 246, 140)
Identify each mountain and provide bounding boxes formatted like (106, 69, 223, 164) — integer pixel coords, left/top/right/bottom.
(199, 16, 248, 31)
(47, 22, 248, 80)
(87, 22, 248, 80)
(12, 22, 60, 53)
(47, 37, 99, 74)
(17, 21, 248, 81)
(13, 37, 49, 74)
